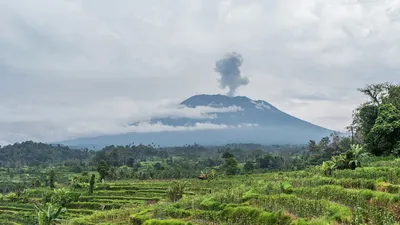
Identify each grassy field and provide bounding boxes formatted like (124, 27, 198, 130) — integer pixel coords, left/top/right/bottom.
(1, 158, 400, 224)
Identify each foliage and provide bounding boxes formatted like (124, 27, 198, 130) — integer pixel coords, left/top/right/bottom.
(243, 161, 255, 172)
(2, 156, 400, 224)
(307, 133, 352, 166)
(357, 83, 391, 105)
(48, 170, 56, 189)
(352, 83, 400, 156)
(51, 188, 81, 208)
(352, 103, 379, 142)
(89, 174, 95, 194)
(221, 153, 240, 175)
(34, 203, 66, 225)
(167, 180, 187, 202)
(366, 104, 400, 155)
(320, 161, 335, 176)
(4, 192, 18, 202)
(320, 144, 366, 175)
(0, 141, 93, 168)
(97, 160, 109, 182)
(200, 197, 225, 210)
(280, 181, 293, 194)
(143, 219, 192, 225)
(205, 169, 216, 180)
(220, 206, 292, 225)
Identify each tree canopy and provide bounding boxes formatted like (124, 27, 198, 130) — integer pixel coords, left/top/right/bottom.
(352, 83, 400, 156)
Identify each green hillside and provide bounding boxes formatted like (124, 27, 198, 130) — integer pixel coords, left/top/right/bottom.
(1, 157, 400, 224)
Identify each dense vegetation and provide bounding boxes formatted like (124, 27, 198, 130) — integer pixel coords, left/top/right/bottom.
(0, 141, 93, 167)
(0, 82, 399, 224)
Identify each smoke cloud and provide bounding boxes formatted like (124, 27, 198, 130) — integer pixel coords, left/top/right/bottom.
(214, 52, 249, 96)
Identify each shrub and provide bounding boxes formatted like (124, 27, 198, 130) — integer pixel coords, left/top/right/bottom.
(376, 182, 400, 193)
(51, 188, 81, 208)
(130, 211, 151, 225)
(5, 192, 18, 202)
(167, 180, 187, 202)
(154, 206, 192, 219)
(255, 194, 351, 222)
(89, 174, 95, 194)
(220, 206, 292, 225)
(242, 189, 259, 201)
(280, 182, 293, 194)
(200, 197, 224, 210)
(34, 203, 66, 225)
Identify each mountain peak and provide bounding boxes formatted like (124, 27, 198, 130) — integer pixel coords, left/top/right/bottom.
(181, 94, 276, 111)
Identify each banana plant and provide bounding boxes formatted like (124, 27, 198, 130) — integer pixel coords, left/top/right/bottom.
(348, 144, 365, 170)
(321, 161, 335, 176)
(34, 203, 66, 225)
(166, 180, 187, 202)
(209, 169, 216, 180)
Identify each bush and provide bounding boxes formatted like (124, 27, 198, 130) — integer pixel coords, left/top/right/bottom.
(220, 206, 292, 225)
(154, 206, 192, 219)
(4, 192, 18, 202)
(280, 182, 293, 194)
(200, 197, 224, 210)
(242, 189, 259, 201)
(130, 211, 151, 225)
(376, 182, 400, 193)
(167, 181, 187, 202)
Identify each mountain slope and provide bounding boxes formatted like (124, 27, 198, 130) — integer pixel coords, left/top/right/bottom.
(59, 94, 333, 149)
(154, 94, 328, 128)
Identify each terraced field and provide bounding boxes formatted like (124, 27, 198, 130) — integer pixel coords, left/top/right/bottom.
(1, 159, 400, 224)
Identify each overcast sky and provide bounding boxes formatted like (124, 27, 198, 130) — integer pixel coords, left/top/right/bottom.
(1, 0, 399, 144)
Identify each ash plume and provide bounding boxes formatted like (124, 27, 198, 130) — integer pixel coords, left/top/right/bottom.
(214, 52, 249, 96)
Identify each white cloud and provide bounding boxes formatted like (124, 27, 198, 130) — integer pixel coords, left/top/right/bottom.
(0, 97, 243, 144)
(1, 0, 400, 143)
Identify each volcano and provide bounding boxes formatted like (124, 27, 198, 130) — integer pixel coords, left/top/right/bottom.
(58, 94, 333, 149)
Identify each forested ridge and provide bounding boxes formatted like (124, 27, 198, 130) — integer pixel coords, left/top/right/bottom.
(0, 141, 93, 167)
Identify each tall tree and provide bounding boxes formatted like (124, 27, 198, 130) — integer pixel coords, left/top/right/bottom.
(307, 140, 318, 153)
(357, 83, 391, 105)
(352, 104, 379, 141)
(48, 170, 56, 189)
(365, 104, 400, 155)
(97, 160, 109, 182)
(221, 152, 240, 175)
(89, 174, 95, 194)
(243, 161, 255, 173)
(352, 83, 400, 141)
(384, 85, 400, 109)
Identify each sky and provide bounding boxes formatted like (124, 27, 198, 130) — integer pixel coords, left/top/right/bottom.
(1, 0, 400, 145)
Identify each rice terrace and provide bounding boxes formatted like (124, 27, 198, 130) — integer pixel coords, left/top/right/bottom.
(2, 144, 400, 225)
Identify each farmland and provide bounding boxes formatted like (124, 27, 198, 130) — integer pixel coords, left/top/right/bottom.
(1, 156, 400, 225)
